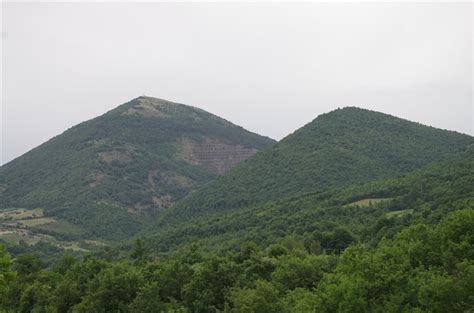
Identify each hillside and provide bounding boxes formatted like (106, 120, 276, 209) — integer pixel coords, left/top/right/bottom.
(2, 108, 473, 312)
(0, 96, 275, 244)
(170, 107, 473, 220)
(2, 145, 473, 313)
(144, 143, 474, 255)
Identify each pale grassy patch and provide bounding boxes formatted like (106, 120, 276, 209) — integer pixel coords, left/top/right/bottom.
(386, 209, 414, 218)
(19, 217, 56, 227)
(0, 230, 42, 245)
(346, 198, 392, 208)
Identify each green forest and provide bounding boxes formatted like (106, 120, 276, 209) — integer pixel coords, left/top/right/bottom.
(1, 100, 473, 312)
(142, 146, 474, 256)
(1, 208, 473, 312)
(0, 97, 274, 241)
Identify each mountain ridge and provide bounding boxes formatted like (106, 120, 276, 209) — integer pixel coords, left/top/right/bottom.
(166, 106, 474, 220)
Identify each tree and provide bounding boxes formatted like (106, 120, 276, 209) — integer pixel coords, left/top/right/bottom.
(130, 238, 148, 263)
(0, 244, 16, 305)
(229, 280, 283, 313)
(72, 263, 144, 312)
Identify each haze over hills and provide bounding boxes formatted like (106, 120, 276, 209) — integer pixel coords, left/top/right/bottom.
(0, 96, 275, 243)
(168, 107, 474, 220)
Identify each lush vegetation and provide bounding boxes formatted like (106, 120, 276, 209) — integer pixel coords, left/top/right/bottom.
(1, 208, 473, 312)
(1, 103, 473, 312)
(142, 145, 474, 256)
(0, 97, 275, 241)
(172, 107, 472, 219)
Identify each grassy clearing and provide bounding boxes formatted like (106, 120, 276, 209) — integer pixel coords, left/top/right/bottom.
(31, 219, 87, 238)
(346, 198, 392, 208)
(386, 209, 414, 218)
(19, 218, 56, 227)
(0, 230, 42, 245)
(57, 242, 89, 252)
(0, 229, 90, 252)
(0, 208, 44, 220)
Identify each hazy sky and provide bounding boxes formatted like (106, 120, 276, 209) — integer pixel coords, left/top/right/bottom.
(1, 2, 472, 165)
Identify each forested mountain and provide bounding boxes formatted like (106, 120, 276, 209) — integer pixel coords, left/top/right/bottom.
(1, 104, 473, 312)
(0, 96, 275, 243)
(166, 107, 473, 220)
(1, 149, 473, 311)
(143, 144, 474, 255)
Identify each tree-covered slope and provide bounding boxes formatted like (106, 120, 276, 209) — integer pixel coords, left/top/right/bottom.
(3, 208, 474, 312)
(171, 107, 473, 219)
(144, 144, 474, 255)
(0, 96, 275, 241)
(3, 160, 473, 312)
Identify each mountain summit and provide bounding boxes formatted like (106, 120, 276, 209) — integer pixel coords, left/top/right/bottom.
(0, 96, 275, 240)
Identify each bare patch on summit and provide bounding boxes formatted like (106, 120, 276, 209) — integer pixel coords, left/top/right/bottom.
(176, 137, 258, 174)
(121, 97, 168, 118)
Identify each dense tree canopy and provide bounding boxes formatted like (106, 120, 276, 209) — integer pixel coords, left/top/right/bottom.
(1, 209, 473, 312)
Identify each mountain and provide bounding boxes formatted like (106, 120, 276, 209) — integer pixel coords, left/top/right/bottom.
(2, 105, 473, 312)
(169, 107, 473, 220)
(0, 96, 275, 243)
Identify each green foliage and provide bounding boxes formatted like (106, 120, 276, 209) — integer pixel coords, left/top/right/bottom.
(172, 107, 473, 218)
(0, 244, 15, 301)
(143, 147, 474, 255)
(72, 263, 144, 312)
(228, 280, 283, 313)
(1, 209, 472, 312)
(271, 254, 331, 290)
(1, 104, 473, 312)
(0, 96, 274, 243)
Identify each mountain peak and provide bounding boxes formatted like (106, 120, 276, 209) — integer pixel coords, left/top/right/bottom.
(0, 97, 275, 241)
(174, 108, 473, 217)
(112, 96, 199, 119)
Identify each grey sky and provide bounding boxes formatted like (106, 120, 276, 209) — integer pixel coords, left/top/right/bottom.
(1, 2, 472, 165)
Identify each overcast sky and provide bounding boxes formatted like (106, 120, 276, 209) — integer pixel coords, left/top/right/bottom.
(1, 2, 472, 165)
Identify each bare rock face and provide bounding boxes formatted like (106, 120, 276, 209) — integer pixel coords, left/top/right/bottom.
(176, 137, 258, 174)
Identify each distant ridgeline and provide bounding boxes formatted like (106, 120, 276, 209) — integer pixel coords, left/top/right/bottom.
(0, 97, 275, 246)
